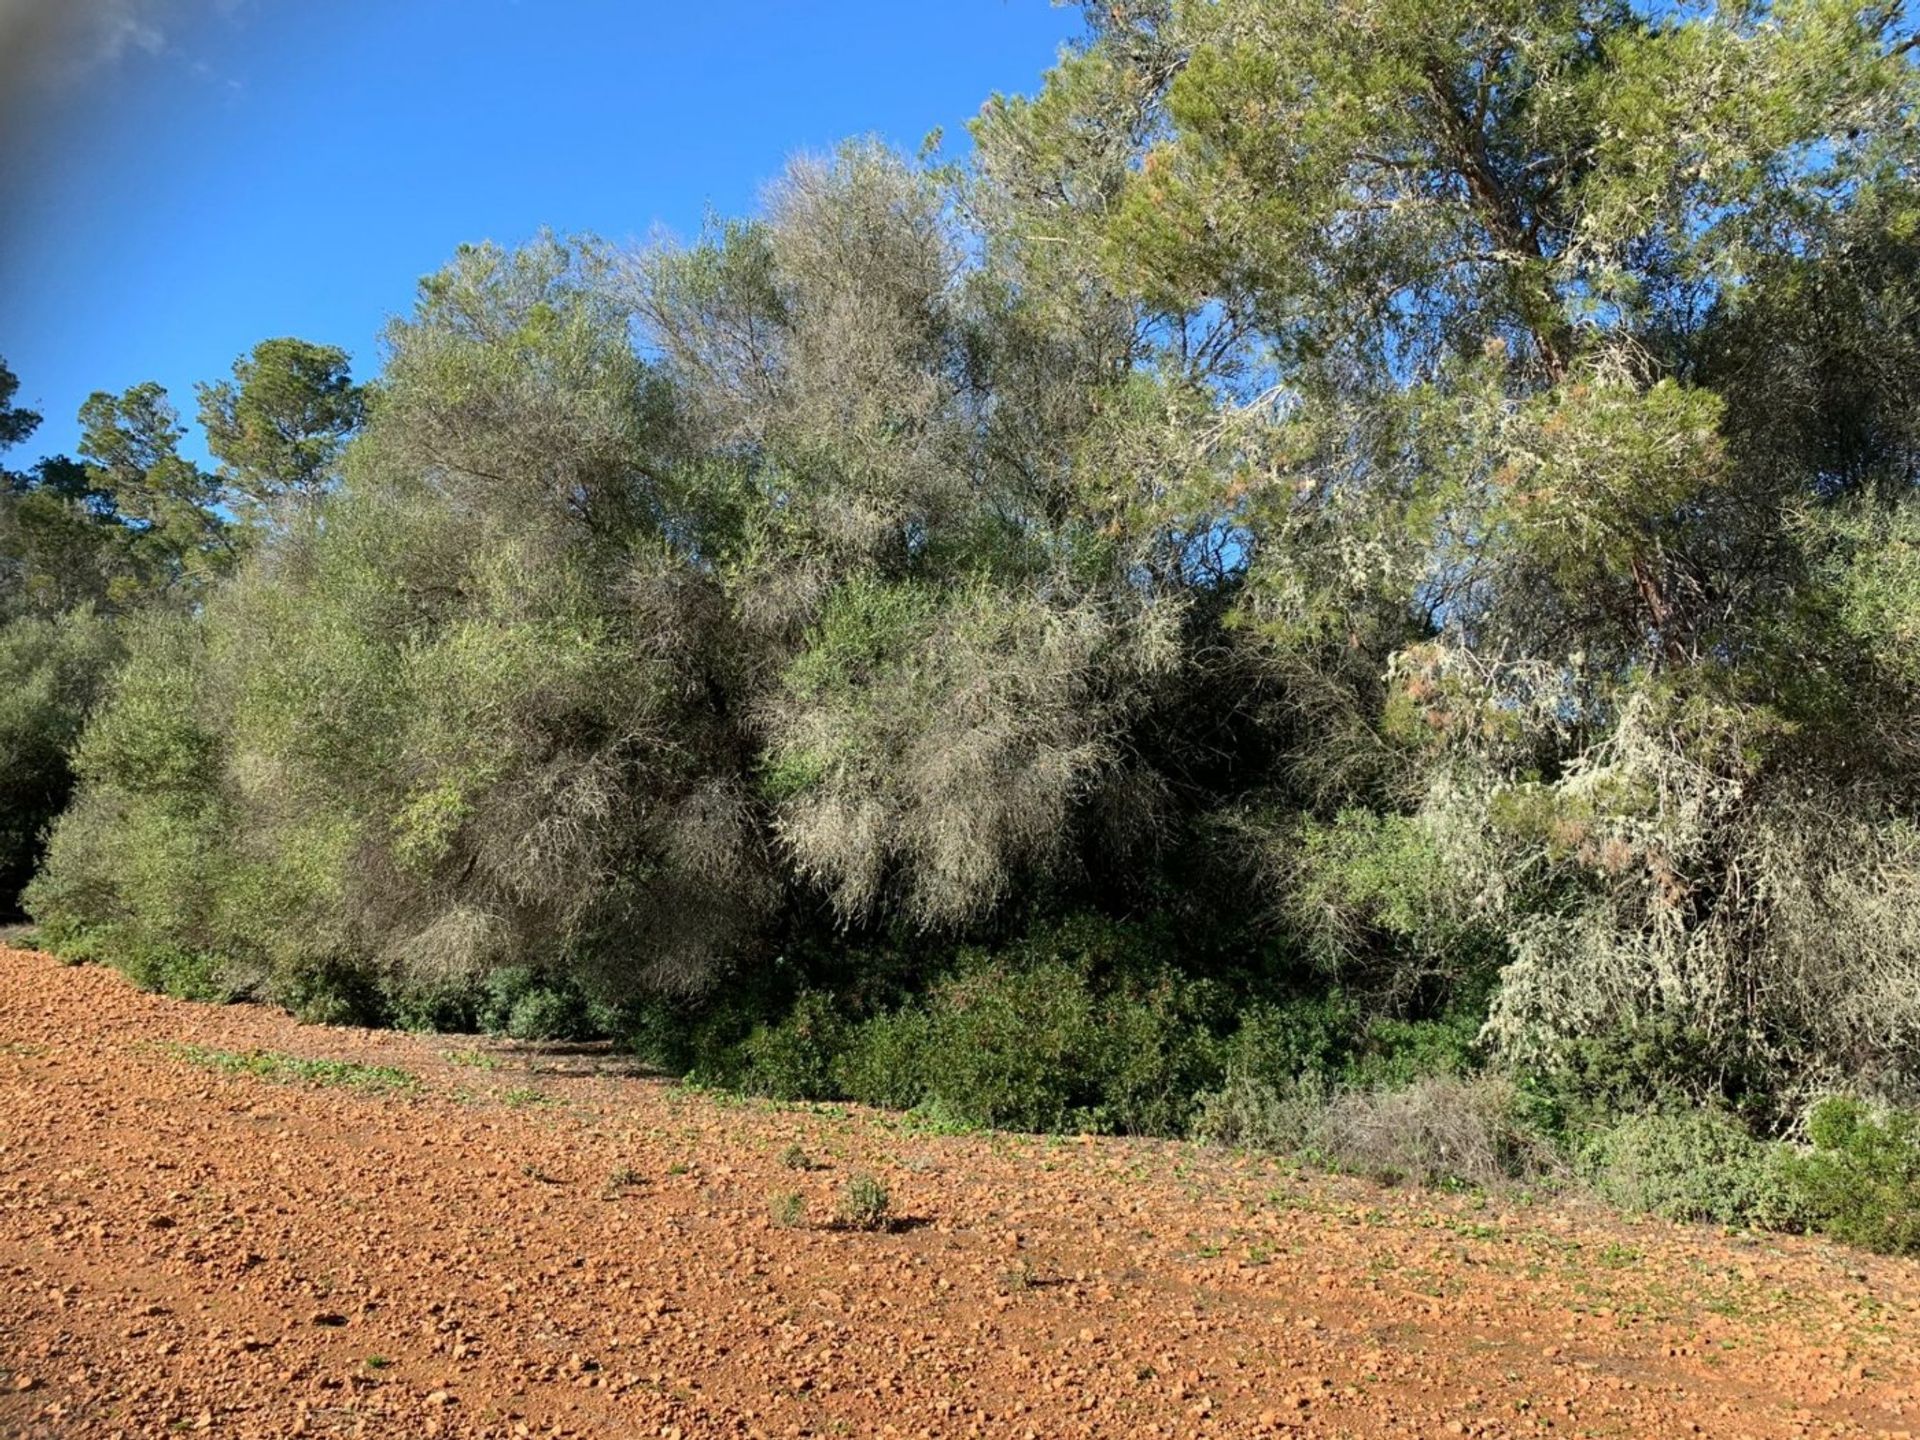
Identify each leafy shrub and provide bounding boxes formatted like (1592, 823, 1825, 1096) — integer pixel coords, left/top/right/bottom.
(1788, 1098, 1920, 1255)
(1517, 1019, 1766, 1141)
(1581, 1111, 1805, 1230)
(386, 975, 485, 1034)
(891, 955, 1220, 1134)
(1192, 1072, 1331, 1153)
(836, 1171, 890, 1230)
(0, 607, 121, 912)
(734, 991, 849, 1100)
(106, 932, 239, 1004)
(1216, 994, 1357, 1088)
(276, 958, 389, 1028)
(1342, 1007, 1484, 1091)
(834, 1006, 936, 1111)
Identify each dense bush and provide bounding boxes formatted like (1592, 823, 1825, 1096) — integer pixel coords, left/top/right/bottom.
(1580, 1112, 1806, 1231)
(1789, 1099, 1920, 1255)
(0, 608, 120, 911)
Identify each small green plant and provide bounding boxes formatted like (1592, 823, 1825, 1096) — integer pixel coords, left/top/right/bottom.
(606, 1165, 643, 1188)
(500, 1086, 551, 1108)
(770, 1190, 808, 1228)
(364, 1356, 390, 1371)
(165, 1045, 418, 1095)
(836, 1170, 891, 1231)
(780, 1143, 815, 1171)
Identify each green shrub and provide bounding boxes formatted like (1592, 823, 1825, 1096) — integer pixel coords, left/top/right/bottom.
(835, 1006, 936, 1111)
(1192, 1071, 1330, 1152)
(1788, 1098, 1920, 1255)
(837, 1171, 890, 1231)
(386, 976, 485, 1034)
(735, 991, 850, 1100)
(1582, 1111, 1805, 1230)
(894, 955, 1221, 1135)
(276, 958, 389, 1028)
(1342, 1007, 1484, 1090)
(475, 967, 600, 1042)
(0, 607, 121, 912)
(1518, 1019, 1766, 1141)
(111, 933, 240, 1004)
(1218, 993, 1358, 1087)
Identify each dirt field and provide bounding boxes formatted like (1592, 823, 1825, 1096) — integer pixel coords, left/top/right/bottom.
(2, 945, 1918, 1438)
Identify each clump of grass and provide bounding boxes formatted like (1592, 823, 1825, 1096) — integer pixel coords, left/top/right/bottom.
(500, 1086, 552, 1108)
(780, 1143, 815, 1171)
(604, 1165, 644, 1191)
(166, 1044, 418, 1095)
(770, 1190, 808, 1228)
(836, 1171, 890, 1231)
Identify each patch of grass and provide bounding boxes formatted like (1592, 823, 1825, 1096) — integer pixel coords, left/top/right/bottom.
(440, 1047, 502, 1071)
(165, 1044, 418, 1095)
(780, 1143, 816, 1171)
(770, 1190, 808, 1227)
(836, 1170, 890, 1231)
(499, 1086, 553, 1108)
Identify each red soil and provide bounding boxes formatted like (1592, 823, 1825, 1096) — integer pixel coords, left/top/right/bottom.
(2, 944, 1917, 1438)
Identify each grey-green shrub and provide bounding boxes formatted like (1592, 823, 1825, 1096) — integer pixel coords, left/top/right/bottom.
(1582, 1112, 1806, 1230)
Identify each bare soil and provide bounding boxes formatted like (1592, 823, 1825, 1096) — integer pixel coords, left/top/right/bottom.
(2, 945, 1918, 1438)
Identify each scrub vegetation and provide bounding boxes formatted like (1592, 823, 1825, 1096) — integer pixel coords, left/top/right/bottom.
(10, 0, 1920, 1252)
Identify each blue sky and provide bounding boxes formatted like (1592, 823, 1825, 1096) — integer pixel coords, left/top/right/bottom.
(0, 1, 1080, 461)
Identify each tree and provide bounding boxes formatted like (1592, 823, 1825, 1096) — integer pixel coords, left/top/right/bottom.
(0, 356, 40, 453)
(76, 381, 236, 600)
(196, 338, 365, 517)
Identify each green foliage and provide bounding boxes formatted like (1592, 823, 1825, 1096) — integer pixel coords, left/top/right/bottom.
(1581, 1112, 1806, 1231)
(1788, 1099, 1920, 1255)
(836, 1170, 891, 1231)
(197, 337, 364, 515)
(165, 1044, 419, 1094)
(0, 608, 120, 910)
(1517, 1020, 1764, 1141)
(734, 991, 851, 1101)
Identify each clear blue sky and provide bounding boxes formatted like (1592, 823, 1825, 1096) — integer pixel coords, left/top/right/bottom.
(0, 1, 1080, 461)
